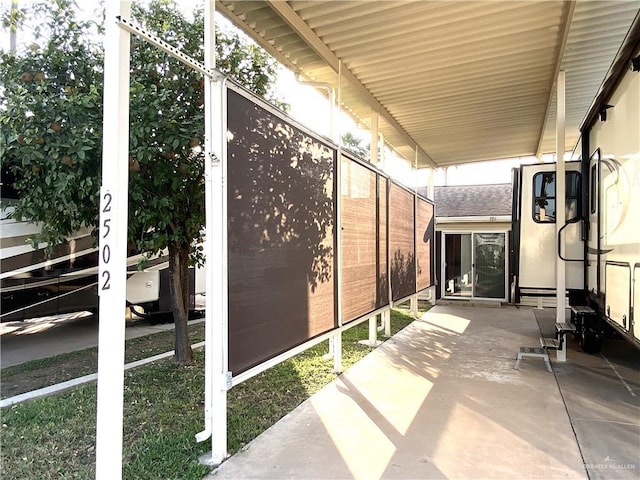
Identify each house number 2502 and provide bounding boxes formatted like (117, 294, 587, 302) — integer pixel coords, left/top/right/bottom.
(100, 191, 113, 292)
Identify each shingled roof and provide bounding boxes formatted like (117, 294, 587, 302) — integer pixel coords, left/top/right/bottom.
(429, 184, 512, 218)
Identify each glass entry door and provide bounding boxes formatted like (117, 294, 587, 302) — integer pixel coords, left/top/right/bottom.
(473, 233, 506, 299)
(444, 234, 472, 297)
(443, 232, 506, 300)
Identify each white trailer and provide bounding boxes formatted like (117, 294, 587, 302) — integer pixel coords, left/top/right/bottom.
(512, 17, 640, 352)
(581, 30, 640, 351)
(511, 161, 584, 307)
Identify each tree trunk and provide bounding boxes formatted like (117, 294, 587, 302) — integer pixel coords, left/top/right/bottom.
(168, 242, 193, 366)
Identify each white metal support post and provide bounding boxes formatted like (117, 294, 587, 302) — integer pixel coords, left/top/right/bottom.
(410, 296, 418, 317)
(378, 132, 392, 337)
(197, 0, 229, 465)
(95, 1, 130, 478)
(427, 167, 436, 306)
(378, 133, 385, 170)
(556, 71, 567, 327)
(369, 110, 384, 338)
(333, 60, 344, 374)
(370, 110, 379, 165)
(197, 0, 214, 448)
(411, 146, 419, 318)
(380, 123, 393, 337)
(383, 309, 391, 337)
(324, 331, 335, 360)
(368, 315, 377, 344)
(428, 167, 435, 200)
(360, 103, 381, 347)
(204, 77, 228, 466)
(359, 315, 382, 347)
(414, 145, 419, 193)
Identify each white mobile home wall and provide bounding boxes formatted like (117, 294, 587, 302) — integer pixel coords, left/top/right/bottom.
(586, 46, 640, 347)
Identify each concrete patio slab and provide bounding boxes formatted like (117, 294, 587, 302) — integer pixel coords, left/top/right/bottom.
(207, 305, 589, 479)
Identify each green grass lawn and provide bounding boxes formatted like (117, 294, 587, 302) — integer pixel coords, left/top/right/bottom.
(1, 322, 207, 399)
(1, 306, 426, 479)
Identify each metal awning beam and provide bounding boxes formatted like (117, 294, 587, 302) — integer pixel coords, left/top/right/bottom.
(535, 0, 576, 159)
(265, 0, 437, 168)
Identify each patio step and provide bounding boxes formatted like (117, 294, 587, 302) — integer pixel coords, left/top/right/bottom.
(514, 346, 552, 372)
(540, 337, 560, 350)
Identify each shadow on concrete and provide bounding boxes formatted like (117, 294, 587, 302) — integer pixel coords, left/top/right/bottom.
(210, 305, 593, 479)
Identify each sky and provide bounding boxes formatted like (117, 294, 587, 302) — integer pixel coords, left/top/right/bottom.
(1, 0, 542, 189)
(275, 66, 545, 188)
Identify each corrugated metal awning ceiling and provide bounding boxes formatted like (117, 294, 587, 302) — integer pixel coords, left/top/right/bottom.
(217, 1, 640, 168)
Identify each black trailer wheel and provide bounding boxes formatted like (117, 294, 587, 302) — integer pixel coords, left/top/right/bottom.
(578, 326, 603, 354)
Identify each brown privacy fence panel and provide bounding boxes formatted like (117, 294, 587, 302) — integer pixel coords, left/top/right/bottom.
(225, 83, 435, 375)
(416, 197, 435, 291)
(340, 155, 389, 323)
(389, 182, 416, 301)
(226, 87, 336, 374)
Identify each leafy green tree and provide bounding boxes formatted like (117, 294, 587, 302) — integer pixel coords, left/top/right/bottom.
(0, 0, 103, 246)
(341, 131, 368, 159)
(1, 0, 284, 365)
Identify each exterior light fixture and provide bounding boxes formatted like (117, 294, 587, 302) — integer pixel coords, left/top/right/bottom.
(599, 104, 613, 122)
